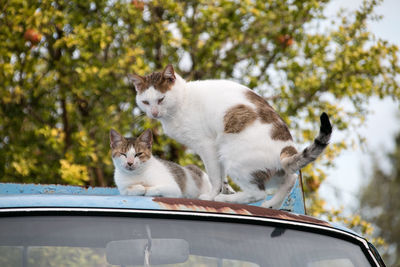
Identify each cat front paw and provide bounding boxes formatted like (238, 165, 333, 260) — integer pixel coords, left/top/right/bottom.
(124, 184, 146, 196)
(144, 186, 162, 197)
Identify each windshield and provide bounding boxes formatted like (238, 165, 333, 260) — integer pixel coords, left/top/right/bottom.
(0, 215, 372, 267)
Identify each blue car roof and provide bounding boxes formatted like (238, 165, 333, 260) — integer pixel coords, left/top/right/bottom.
(0, 182, 360, 237)
(0, 178, 305, 212)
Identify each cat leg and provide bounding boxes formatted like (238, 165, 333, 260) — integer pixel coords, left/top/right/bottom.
(220, 164, 235, 194)
(145, 185, 181, 198)
(197, 145, 224, 200)
(261, 173, 297, 209)
(123, 184, 146, 196)
(221, 179, 235, 194)
(215, 174, 265, 203)
(214, 188, 266, 204)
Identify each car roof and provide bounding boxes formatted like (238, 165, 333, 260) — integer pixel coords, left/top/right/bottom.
(0, 182, 360, 238)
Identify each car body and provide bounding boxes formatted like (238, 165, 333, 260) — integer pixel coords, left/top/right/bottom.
(0, 182, 385, 266)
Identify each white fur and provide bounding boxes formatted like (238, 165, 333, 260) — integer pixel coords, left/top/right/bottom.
(136, 74, 300, 208)
(113, 147, 211, 198)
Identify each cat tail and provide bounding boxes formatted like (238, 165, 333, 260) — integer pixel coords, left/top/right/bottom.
(280, 112, 332, 173)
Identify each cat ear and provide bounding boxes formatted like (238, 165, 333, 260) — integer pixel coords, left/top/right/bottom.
(138, 129, 153, 149)
(162, 64, 176, 82)
(110, 129, 123, 149)
(128, 73, 145, 92)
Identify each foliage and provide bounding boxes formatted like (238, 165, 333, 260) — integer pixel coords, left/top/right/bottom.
(0, 0, 399, 239)
(359, 131, 400, 266)
(0, 246, 108, 267)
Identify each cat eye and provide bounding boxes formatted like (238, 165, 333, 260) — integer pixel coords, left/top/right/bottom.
(135, 152, 143, 157)
(158, 97, 165, 104)
(142, 100, 149, 105)
(120, 153, 127, 157)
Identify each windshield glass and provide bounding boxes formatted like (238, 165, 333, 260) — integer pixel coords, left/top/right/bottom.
(0, 215, 372, 267)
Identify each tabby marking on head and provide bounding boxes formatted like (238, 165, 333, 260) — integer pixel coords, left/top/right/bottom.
(129, 65, 176, 94)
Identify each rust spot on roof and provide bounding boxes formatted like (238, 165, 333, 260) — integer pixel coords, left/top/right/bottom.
(153, 197, 330, 227)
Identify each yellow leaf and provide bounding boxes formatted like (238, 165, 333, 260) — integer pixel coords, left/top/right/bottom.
(59, 159, 89, 185)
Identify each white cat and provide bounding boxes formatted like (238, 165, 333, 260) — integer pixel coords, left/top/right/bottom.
(129, 65, 332, 209)
(110, 128, 212, 198)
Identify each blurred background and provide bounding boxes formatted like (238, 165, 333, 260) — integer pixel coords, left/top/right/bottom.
(0, 0, 399, 264)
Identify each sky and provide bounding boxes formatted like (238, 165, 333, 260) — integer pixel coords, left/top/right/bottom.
(319, 0, 400, 212)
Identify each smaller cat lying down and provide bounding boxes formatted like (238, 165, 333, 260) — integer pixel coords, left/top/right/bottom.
(110, 129, 212, 198)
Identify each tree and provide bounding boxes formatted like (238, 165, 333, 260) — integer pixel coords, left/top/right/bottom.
(0, 0, 399, 219)
(359, 131, 400, 266)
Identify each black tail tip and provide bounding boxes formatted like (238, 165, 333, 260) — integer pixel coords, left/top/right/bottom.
(320, 112, 332, 134)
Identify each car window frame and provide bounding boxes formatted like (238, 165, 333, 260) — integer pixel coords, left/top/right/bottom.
(0, 207, 384, 267)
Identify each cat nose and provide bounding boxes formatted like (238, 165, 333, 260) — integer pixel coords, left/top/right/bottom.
(151, 107, 159, 117)
(127, 162, 133, 166)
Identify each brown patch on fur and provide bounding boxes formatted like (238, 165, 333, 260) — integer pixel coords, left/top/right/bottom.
(185, 164, 204, 188)
(161, 160, 186, 193)
(133, 71, 174, 94)
(245, 90, 274, 111)
(245, 90, 292, 141)
(224, 104, 257, 134)
(245, 90, 277, 125)
(250, 169, 273, 190)
(271, 123, 292, 141)
(280, 146, 298, 159)
(275, 169, 286, 177)
(258, 109, 280, 124)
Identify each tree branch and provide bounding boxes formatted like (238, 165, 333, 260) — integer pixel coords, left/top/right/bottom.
(95, 166, 106, 187)
(60, 96, 71, 153)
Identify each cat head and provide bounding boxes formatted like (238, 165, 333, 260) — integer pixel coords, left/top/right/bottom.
(129, 65, 184, 119)
(110, 129, 153, 172)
